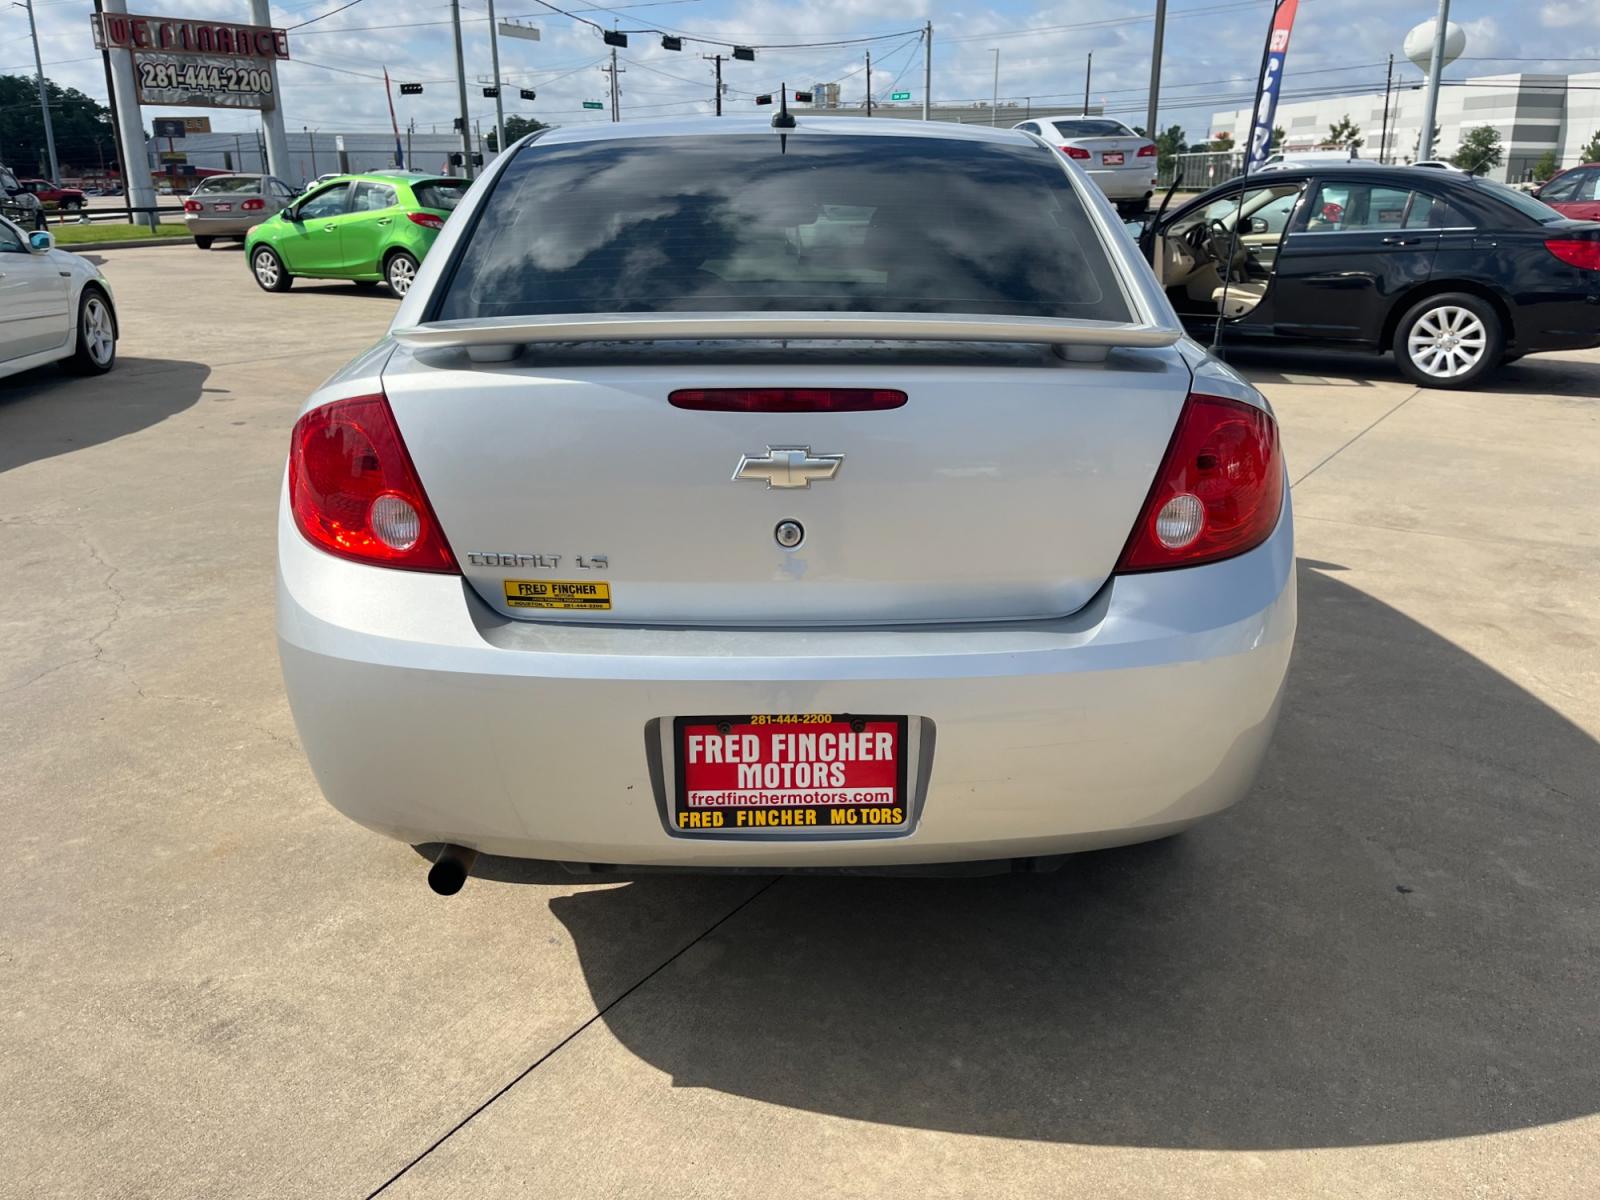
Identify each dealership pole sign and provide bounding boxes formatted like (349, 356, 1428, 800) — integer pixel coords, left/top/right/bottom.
(90, 11, 290, 110)
(1244, 0, 1301, 174)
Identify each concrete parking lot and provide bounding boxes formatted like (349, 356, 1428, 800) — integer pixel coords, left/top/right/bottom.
(2, 244, 1598, 1198)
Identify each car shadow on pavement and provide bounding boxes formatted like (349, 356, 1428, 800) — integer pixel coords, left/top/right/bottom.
(1226, 344, 1600, 398)
(0, 357, 208, 474)
(527, 558, 1599, 1151)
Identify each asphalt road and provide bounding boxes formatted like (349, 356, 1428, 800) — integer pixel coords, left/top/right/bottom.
(2, 245, 1598, 1198)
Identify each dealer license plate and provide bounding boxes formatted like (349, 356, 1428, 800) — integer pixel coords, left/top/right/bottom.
(1101, 151, 1124, 165)
(673, 714, 909, 835)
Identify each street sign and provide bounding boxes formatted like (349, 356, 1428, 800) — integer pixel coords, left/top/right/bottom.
(153, 117, 186, 139)
(498, 21, 540, 41)
(583, 100, 604, 110)
(890, 91, 911, 101)
(183, 116, 211, 133)
(158, 150, 187, 163)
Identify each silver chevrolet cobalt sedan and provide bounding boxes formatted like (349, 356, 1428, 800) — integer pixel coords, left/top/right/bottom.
(276, 116, 1295, 892)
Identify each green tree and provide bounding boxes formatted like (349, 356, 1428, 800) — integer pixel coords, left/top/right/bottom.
(1326, 114, 1363, 150)
(0, 74, 116, 177)
(1135, 124, 1189, 172)
(1209, 130, 1234, 152)
(484, 114, 549, 153)
(1452, 125, 1504, 175)
(1272, 124, 1287, 149)
(1532, 149, 1560, 181)
(1580, 130, 1600, 163)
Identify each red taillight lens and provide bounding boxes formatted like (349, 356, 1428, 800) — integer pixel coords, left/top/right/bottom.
(406, 211, 445, 230)
(1545, 238, 1600, 270)
(1137, 143, 1157, 157)
(669, 388, 907, 413)
(288, 394, 458, 573)
(241, 197, 265, 211)
(1116, 393, 1283, 572)
(183, 200, 202, 213)
(1060, 145, 1091, 160)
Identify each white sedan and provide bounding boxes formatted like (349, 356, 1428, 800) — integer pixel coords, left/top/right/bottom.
(0, 216, 117, 381)
(276, 117, 1295, 892)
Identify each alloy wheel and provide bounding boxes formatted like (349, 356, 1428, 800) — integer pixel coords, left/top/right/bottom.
(254, 250, 280, 289)
(388, 255, 417, 295)
(82, 296, 114, 366)
(1407, 305, 1487, 379)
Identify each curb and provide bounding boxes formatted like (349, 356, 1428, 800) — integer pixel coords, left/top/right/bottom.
(63, 237, 194, 252)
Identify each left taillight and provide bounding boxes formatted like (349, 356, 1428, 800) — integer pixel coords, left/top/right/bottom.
(1545, 238, 1600, 271)
(288, 393, 458, 573)
(1116, 393, 1284, 573)
(406, 211, 445, 230)
(1060, 145, 1091, 160)
(1137, 143, 1157, 157)
(183, 200, 202, 213)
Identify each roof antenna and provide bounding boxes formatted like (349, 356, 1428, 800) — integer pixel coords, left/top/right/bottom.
(771, 83, 796, 129)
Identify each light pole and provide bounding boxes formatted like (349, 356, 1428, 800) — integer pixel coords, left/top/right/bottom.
(486, 0, 506, 156)
(305, 127, 318, 177)
(990, 48, 999, 126)
(922, 21, 932, 121)
(1146, 0, 1167, 143)
(17, 0, 61, 185)
(1417, 0, 1451, 161)
(1083, 51, 1092, 116)
(450, 0, 474, 178)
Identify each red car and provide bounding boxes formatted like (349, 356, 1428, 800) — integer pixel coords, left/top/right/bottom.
(17, 178, 86, 212)
(1535, 164, 1600, 221)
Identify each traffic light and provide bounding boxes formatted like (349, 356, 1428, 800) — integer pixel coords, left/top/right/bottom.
(602, 29, 627, 47)
(754, 93, 772, 106)
(661, 35, 682, 51)
(453, 117, 463, 132)
(399, 82, 423, 95)
(732, 46, 755, 61)
(520, 88, 537, 100)
(483, 86, 499, 98)
(472, 153, 483, 166)
(450, 152, 464, 166)
(794, 90, 813, 103)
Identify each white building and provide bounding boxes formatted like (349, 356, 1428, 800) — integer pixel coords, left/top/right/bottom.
(1214, 72, 1600, 181)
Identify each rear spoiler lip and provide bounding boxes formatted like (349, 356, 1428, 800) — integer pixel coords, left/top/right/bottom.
(390, 311, 1184, 352)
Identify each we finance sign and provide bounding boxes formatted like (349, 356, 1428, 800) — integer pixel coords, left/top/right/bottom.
(91, 11, 290, 61)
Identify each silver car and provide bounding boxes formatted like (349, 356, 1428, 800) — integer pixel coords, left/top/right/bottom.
(183, 174, 297, 248)
(276, 117, 1295, 891)
(1012, 116, 1159, 217)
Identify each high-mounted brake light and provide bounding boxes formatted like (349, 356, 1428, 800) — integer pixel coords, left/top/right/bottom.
(183, 200, 202, 213)
(1060, 145, 1091, 160)
(1137, 143, 1158, 157)
(669, 388, 907, 413)
(1545, 238, 1600, 271)
(288, 394, 458, 573)
(407, 211, 445, 230)
(1117, 393, 1283, 572)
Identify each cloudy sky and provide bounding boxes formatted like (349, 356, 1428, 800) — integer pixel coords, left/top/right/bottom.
(4, 0, 1600, 149)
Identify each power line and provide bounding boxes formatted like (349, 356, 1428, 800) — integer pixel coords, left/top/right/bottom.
(287, 0, 368, 31)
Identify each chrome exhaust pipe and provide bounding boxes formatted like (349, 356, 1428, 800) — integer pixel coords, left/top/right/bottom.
(428, 844, 478, 895)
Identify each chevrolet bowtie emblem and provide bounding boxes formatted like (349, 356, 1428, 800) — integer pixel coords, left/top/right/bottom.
(732, 446, 844, 489)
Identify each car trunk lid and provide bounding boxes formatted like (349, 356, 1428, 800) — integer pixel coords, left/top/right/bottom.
(381, 341, 1193, 626)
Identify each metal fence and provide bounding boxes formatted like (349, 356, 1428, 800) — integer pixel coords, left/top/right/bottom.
(1158, 150, 1245, 192)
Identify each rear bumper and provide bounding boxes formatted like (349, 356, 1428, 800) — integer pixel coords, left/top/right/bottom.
(186, 215, 260, 236)
(277, 492, 1296, 867)
(1085, 166, 1157, 200)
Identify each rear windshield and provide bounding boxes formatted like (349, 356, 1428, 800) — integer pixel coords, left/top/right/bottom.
(1049, 120, 1134, 139)
(193, 177, 262, 194)
(413, 179, 469, 211)
(1471, 178, 1565, 224)
(435, 133, 1129, 322)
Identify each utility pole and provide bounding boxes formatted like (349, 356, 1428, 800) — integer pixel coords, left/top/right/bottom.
(449, 0, 474, 178)
(485, 0, 506, 156)
(1145, 0, 1167, 142)
(1417, 0, 1450, 161)
(1378, 54, 1394, 164)
(602, 48, 623, 121)
(305, 127, 318, 176)
(1083, 51, 1092, 115)
(407, 119, 415, 171)
(922, 21, 932, 121)
(990, 48, 1000, 125)
(21, 0, 61, 185)
(704, 54, 724, 115)
(865, 50, 872, 117)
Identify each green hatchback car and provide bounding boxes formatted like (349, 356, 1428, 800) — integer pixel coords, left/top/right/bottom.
(244, 172, 468, 296)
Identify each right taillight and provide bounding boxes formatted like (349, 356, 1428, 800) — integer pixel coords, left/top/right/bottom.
(1116, 393, 1283, 573)
(1545, 238, 1600, 270)
(288, 393, 458, 573)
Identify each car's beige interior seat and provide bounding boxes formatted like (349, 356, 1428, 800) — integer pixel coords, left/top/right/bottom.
(1213, 280, 1268, 319)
